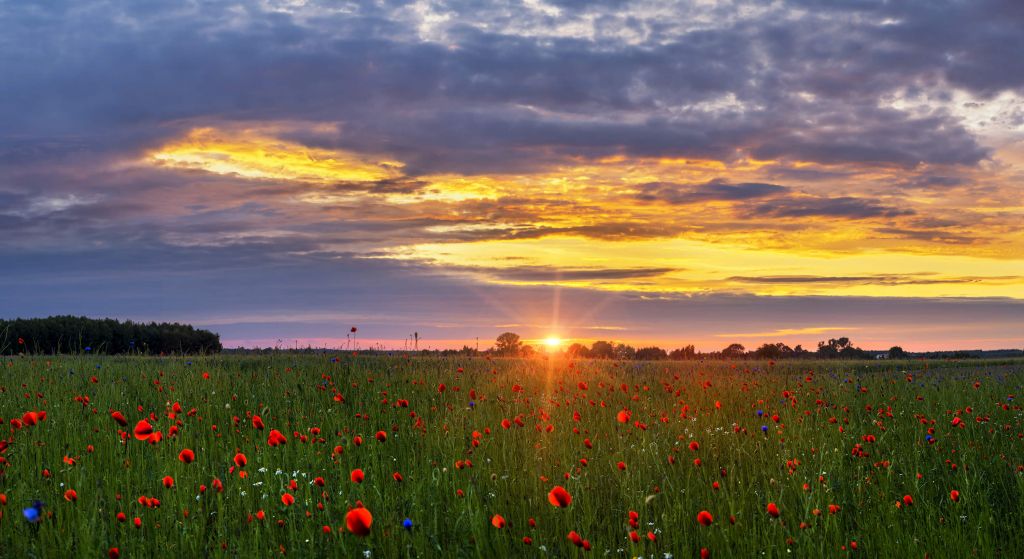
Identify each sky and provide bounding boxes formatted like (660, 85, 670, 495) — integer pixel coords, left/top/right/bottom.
(2, 0, 1022, 352)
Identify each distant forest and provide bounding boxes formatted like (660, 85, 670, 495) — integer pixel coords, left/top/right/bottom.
(426, 333, 1024, 361)
(1, 316, 221, 355)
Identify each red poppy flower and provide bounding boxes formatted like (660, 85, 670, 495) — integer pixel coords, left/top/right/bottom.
(766, 502, 780, 517)
(616, 410, 631, 423)
(267, 429, 287, 447)
(697, 510, 713, 526)
(392, 472, 403, 482)
(233, 453, 247, 468)
(547, 486, 572, 508)
(252, 415, 265, 430)
(375, 431, 387, 442)
(346, 507, 373, 536)
(491, 514, 506, 528)
(110, 411, 128, 427)
(617, 461, 626, 471)
(689, 441, 700, 451)
(133, 419, 154, 441)
(314, 476, 325, 487)
(281, 493, 295, 506)
(903, 495, 914, 506)
(950, 490, 960, 502)
(108, 548, 120, 559)
(64, 489, 78, 502)
(162, 476, 174, 489)
(567, 530, 583, 546)
(350, 469, 364, 483)
(178, 449, 195, 463)
(629, 530, 640, 542)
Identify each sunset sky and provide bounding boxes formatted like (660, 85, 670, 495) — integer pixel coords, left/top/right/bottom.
(2, 0, 1022, 351)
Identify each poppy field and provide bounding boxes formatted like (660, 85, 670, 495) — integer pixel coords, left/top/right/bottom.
(1, 355, 1022, 558)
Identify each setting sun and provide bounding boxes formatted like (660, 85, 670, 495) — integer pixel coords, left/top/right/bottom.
(544, 336, 563, 349)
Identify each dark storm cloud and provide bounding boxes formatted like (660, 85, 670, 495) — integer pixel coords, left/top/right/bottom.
(2, 0, 1016, 174)
(748, 196, 913, 220)
(635, 180, 790, 204)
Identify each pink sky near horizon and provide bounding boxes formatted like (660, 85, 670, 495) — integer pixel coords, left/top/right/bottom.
(221, 335, 1022, 353)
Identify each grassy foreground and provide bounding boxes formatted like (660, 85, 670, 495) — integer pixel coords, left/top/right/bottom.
(1, 355, 1022, 558)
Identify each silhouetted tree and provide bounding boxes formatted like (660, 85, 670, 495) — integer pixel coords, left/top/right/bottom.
(614, 343, 636, 360)
(888, 346, 908, 359)
(589, 341, 615, 359)
(817, 337, 869, 359)
(566, 343, 590, 358)
(635, 346, 668, 360)
(754, 342, 794, 360)
(721, 343, 746, 359)
(495, 332, 523, 356)
(669, 345, 697, 360)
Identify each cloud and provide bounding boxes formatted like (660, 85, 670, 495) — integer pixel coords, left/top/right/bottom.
(0, 0, 1004, 174)
(635, 180, 790, 204)
(727, 274, 1023, 286)
(444, 265, 679, 282)
(747, 196, 914, 220)
(0, 0, 1021, 350)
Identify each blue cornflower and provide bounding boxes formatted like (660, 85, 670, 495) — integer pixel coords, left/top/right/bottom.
(756, 410, 764, 417)
(84, 346, 91, 352)
(402, 518, 413, 530)
(23, 500, 44, 523)
(761, 425, 769, 433)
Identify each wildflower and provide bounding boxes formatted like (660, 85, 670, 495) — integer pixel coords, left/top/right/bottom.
(23, 501, 44, 523)
(133, 419, 154, 441)
(547, 486, 572, 508)
(346, 507, 373, 536)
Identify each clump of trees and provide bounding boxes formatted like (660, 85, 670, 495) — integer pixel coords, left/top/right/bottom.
(494, 333, 894, 361)
(1, 316, 221, 355)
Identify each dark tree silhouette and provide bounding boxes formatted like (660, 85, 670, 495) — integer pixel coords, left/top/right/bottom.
(1, 316, 221, 355)
(494, 332, 523, 356)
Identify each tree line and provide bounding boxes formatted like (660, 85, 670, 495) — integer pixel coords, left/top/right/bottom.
(489, 333, 904, 360)
(1, 316, 222, 355)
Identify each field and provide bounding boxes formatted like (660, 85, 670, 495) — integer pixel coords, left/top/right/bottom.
(1, 355, 1023, 558)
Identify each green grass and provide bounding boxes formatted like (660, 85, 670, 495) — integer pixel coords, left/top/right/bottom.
(1, 355, 1022, 558)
